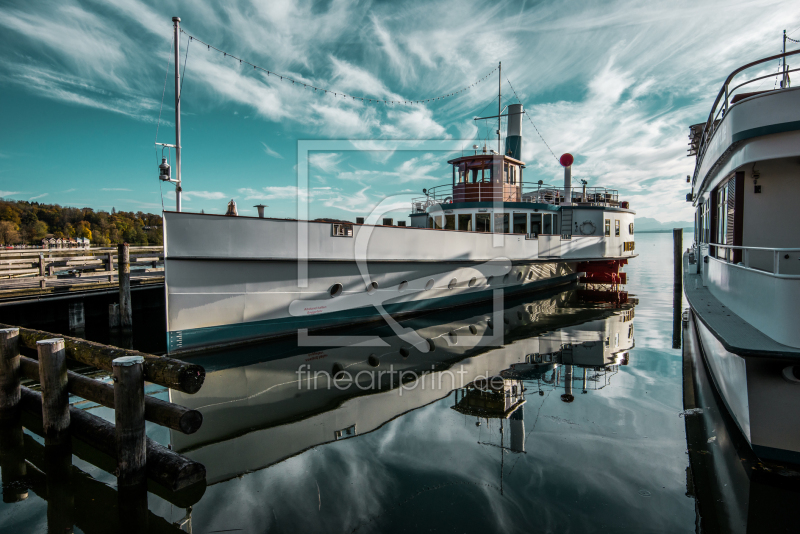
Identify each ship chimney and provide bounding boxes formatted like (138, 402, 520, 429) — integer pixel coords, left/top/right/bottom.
(254, 204, 267, 218)
(506, 103, 523, 159)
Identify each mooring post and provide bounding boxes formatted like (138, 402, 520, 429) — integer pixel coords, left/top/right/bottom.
(107, 251, 114, 282)
(118, 243, 132, 330)
(673, 228, 684, 349)
(113, 355, 146, 487)
(674, 228, 683, 287)
(37, 338, 70, 437)
(44, 433, 74, 533)
(0, 328, 21, 418)
(39, 253, 46, 289)
(0, 416, 27, 503)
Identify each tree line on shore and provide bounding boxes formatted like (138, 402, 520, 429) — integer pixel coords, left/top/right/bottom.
(0, 198, 163, 246)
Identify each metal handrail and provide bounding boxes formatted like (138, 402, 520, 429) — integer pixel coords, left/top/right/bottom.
(411, 182, 619, 212)
(707, 243, 800, 277)
(692, 48, 800, 191)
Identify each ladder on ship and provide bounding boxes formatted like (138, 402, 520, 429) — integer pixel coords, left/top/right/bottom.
(560, 208, 573, 237)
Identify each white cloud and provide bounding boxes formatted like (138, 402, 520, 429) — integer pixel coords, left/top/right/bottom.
(29, 193, 48, 200)
(309, 153, 344, 172)
(182, 191, 228, 201)
(0, 191, 20, 197)
(261, 142, 284, 159)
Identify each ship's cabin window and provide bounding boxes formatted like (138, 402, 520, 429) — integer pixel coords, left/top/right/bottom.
(531, 213, 542, 234)
(494, 213, 510, 233)
(513, 213, 526, 234)
(444, 214, 455, 230)
(429, 215, 443, 229)
(604, 219, 611, 236)
(476, 213, 491, 232)
(615, 220, 620, 236)
(458, 213, 472, 231)
(543, 214, 553, 234)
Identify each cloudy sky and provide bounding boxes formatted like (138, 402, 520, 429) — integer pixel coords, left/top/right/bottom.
(1, 0, 798, 222)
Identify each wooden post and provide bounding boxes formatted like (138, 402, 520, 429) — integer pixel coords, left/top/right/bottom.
(0, 328, 20, 418)
(113, 355, 146, 487)
(39, 253, 46, 289)
(0, 417, 27, 502)
(118, 243, 132, 330)
(107, 252, 113, 282)
(37, 338, 70, 436)
(674, 228, 683, 287)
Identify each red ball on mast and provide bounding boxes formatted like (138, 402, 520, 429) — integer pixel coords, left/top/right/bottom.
(560, 153, 574, 167)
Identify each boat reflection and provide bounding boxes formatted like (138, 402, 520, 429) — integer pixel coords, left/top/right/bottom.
(171, 288, 636, 485)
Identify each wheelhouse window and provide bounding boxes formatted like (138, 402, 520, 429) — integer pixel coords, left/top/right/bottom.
(604, 219, 611, 236)
(475, 213, 491, 232)
(615, 220, 620, 236)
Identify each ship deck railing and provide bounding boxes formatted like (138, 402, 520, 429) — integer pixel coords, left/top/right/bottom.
(705, 243, 800, 277)
(690, 48, 800, 189)
(411, 183, 619, 213)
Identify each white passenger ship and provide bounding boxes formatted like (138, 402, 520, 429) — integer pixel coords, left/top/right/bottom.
(685, 43, 800, 464)
(159, 19, 635, 354)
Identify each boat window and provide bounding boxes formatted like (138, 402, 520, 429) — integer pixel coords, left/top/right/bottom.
(605, 219, 610, 236)
(476, 213, 491, 232)
(494, 213, 509, 233)
(458, 213, 472, 231)
(444, 214, 455, 230)
(615, 220, 620, 236)
(513, 213, 526, 234)
(543, 214, 552, 234)
(530, 213, 542, 235)
(431, 215, 443, 229)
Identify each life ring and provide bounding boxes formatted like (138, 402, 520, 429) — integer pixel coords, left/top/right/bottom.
(579, 220, 596, 235)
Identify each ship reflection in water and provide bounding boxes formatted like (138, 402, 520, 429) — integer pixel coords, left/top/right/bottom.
(171, 288, 635, 487)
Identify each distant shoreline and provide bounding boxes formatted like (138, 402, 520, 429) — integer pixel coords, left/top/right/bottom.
(636, 228, 694, 234)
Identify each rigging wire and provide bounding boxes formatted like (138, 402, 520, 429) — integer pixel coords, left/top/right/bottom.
(179, 29, 498, 106)
(154, 34, 174, 165)
(179, 33, 191, 97)
(506, 77, 559, 163)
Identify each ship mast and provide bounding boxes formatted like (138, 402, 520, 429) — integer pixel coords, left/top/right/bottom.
(498, 61, 502, 154)
(173, 17, 182, 212)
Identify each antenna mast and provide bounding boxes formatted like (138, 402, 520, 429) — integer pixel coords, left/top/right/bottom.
(173, 17, 182, 212)
(498, 62, 502, 154)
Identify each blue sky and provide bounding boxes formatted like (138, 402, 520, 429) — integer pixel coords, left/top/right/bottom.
(1, 0, 798, 223)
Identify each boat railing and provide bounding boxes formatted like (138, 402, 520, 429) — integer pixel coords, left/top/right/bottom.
(691, 48, 800, 190)
(708, 243, 800, 277)
(411, 183, 619, 213)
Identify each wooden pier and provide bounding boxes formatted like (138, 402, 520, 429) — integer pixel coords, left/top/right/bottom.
(0, 246, 163, 304)
(0, 322, 207, 531)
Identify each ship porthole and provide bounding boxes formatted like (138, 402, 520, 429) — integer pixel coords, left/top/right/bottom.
(527, 271, 534, 280)
(486, 276, 494, 285)
(400, 347, 410, 358)
(503, 273, 510, 283)
(367, 281, 379, 294)
(782, 365, 800, 384)
(487, 319, 494, 330)
(368, 354, 380, 367)
(426, 338, 436, 351)
(469, 325, 478, 335)
(398, 280, 408, 291)
(468, 277, 477, 287)
(329, 283, 343, 298)
(516, 272, 523, 282)
(517, 311, 524, 320)
(425, 279, 435, 290)
(448, 330, 458, 344)
(448, 278, 458, 289)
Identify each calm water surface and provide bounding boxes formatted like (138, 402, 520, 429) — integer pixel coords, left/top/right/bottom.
(4, 232, 794, 533)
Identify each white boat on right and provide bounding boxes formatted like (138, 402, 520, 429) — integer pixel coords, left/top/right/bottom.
(685, 39, 800, 465)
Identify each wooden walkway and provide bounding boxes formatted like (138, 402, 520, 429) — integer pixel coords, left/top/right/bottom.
(0, 246, 164, 304)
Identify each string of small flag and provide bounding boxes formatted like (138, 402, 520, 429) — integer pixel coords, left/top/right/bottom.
(179, 29, 498, 106)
